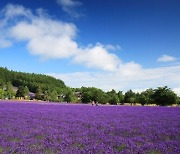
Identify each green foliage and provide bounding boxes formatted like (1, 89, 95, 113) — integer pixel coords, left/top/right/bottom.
(16, 86, 29, 99)
(143, 88, 154, 104)
(107, 89, 119, 105)
(64, 89, 73, 103)
(43, 90, 50, 101)
(152, 86, 177, 106)
(49, 90, 58, 101)
(24, 86, 30, 99)
(176, 96, 180, 105)
(117, 91, 124, 104)
(0, 67, 67, 101)
(0, 78, 5, 89)
(0, 67, 66, 93)
(81, 87, 92, 103)
(136, 89, 154, 105)
(0, 147, 3, 153)
(129, 97, 136, 104)
(138, 93, 147, 106)
(5, 82, 15, 99)
(35, 86, 43, 100)
(114, 144, 126, 152)
(0, 89, 5, 99)
(124, 89, 136, 104)
(81, 87, 108, 104)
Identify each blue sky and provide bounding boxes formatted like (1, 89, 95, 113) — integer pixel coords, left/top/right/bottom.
(0, 0, 180, 94)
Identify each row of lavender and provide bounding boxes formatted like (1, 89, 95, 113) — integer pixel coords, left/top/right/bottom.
(0, 101, 179, 153)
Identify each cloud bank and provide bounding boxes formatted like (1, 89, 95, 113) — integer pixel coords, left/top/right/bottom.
(50, 65, 180, 95)
(0, 4, 120, 71)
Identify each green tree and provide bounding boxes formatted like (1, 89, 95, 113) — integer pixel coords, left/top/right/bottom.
(92, 88, 108, 104)
(117, 91, 124, 104)
(16, 86, 24, 98)
(81, 87, 94, 103)
(6, 82, 15, 99)
(64, 90, 73, 103)
(43, 90, 50, 101)
(124, 89, 136, 105)
(107, 89, 119, 105)
(16, 86, 29, 99)
(143, 88, 154, 104)
(138, 93, 147, 106)
(0, 89, 5, 99)
(81, 87, 108, 104)
(0, 79, 5, 89)
(176, 96, 180, 105)
(134, 92, 140, 104)
(152, 86, 177, 106)
(81, 91, 92, 103)
(35, 86, 43, 100)
(24, 86, 30, 99)
(49, 90, 58, 101)
(129, 97, 136, 104)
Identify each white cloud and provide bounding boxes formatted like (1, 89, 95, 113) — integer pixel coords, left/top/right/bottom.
(117, 62, 143, 77)
(157, 54, 176, 62)
(0, 4, 120, 71)
(2, 3, 33, 19)
(56, 0, 82, 18)
(74, 44, 120, 71)
(10, 20, 78, 59)
(173, 88, 180, 96)
(49, 65, 180, 95)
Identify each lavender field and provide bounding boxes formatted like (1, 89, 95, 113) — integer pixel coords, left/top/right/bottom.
(0, 101, 179, 154)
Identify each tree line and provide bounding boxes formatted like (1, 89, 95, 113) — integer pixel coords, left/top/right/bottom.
(77, 86, 179, 106)
(0, 67, 179, 106)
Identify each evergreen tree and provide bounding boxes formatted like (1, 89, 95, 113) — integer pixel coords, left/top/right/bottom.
(6, 82, 15, 99)
(35, 86, 43, 100)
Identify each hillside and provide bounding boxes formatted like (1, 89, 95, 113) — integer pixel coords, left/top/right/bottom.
(0, 67, 66, 93)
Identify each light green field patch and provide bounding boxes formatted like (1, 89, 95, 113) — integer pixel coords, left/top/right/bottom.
(0, 147, 3, 153)
(148, 149, 162, 154)
(7, 137, 21, 143)
(43, 148, 58, 154)
(71, 142, 85, 150)
(113, 144, 126, 152)
(34, 134, 44, 140)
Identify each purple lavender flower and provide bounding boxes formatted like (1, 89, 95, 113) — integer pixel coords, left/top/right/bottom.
(0, 101, 179, 153)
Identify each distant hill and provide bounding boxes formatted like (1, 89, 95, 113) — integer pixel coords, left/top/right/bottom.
(0, 67, 66, 93)
(0, 67, 179, 105)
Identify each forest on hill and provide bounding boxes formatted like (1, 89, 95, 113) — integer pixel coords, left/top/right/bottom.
(0, 67, 179, 106)
(0, 67, 71, 102)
